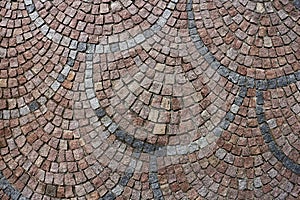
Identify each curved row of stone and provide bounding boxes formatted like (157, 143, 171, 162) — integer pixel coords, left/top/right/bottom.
(188, 0, 300, 175)
(0, 172, 27, 200)
(85, 53, 165, 199)
(0, 97, 138, 198)
(21, 0, 300, 87)
(84, 60, 258, 199)
(0, 1, 76, 120)
(1, 0, 300, 199)
(17, 0, 300, 87)
(154, 90, 299, 198)
(256, 88, 300, 174)
(155, 149, 299, 199)
(24, 0, 179, 54)
(84, 48, 247, 158)
(187, 0, 300, 87)
(192, 0, 300, 78)
(33, 0, 169, 42)
(0, 51, 150, 199)
(84, 41, 246, 158)
(0, 56, 72, 120)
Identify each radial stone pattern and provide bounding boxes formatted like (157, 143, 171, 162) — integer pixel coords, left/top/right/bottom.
(0, 0, 300, 199)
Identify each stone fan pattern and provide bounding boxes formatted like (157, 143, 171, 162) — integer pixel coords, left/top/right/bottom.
(0, 0, 300, 199)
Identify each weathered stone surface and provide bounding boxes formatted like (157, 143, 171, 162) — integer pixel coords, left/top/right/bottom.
(0, 0, 299, 199)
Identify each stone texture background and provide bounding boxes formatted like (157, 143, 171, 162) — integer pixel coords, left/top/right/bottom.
(0, 0, 300, 199)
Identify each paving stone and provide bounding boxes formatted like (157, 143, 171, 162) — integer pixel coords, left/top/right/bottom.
(111, 1, 122, 13)
(153, 124, 166, 135)
(0, 79, 7, 88)
(215, 149, 227, 160)
(78, 43, 87, 52)
(238, 179, 247, 190)
(0, 0, 299, 199)
(253, 177, 263, 188)
(95, 108, 106, 118)
(110, 43, 119, 52)
(28, 101, 39, 112)
(294, 0, 300, 10)
(0, 47, 6, 58)
(57, 74, 65, 83)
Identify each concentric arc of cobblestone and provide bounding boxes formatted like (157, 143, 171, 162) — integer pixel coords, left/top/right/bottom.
(85, 53, 248, 158)
(0, 172, 27, 200)
(256, 90, 300, 174)
(86, 54, 164, 199)
(188, 0, 300, 175)
(187, 0, 300, 90)
(0, 56, 74, 120)
(24, 0, 179, 54)
(85, 54, 158, 153)
(1, 0, 300, 199)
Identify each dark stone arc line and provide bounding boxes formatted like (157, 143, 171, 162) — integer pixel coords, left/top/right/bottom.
(99, 149, 165, 200)
(93, 99, 162, 154)
(187, 0, 300, 90)
(97, 87, 248, 199)
(149, 155, 164, 200)
(0, 172, 28, 200)
(86, 2, 252, 154)
(86, 54, 156, 199)
(91, 75, 248, 156)
(92, 83, 246, 200)
(256, 90, 300, 174)
(188, 0, 300, 174)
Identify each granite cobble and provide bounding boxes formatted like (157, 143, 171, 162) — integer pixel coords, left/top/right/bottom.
(0, 0, 299, 199)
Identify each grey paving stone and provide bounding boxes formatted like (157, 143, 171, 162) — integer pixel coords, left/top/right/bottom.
(0, 47, 6, 58)
(26, 4, 35, 13)
(110, 43, 120, 52)
(28, 101, 39, 112)
(77, 42, 87, 52)
(86, 44, 95, 53)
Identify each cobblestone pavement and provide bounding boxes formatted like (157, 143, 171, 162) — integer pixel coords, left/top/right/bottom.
(0, 0, 300, 199)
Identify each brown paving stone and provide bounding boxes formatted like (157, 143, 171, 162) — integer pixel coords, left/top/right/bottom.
(0, 0, 300, 199)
